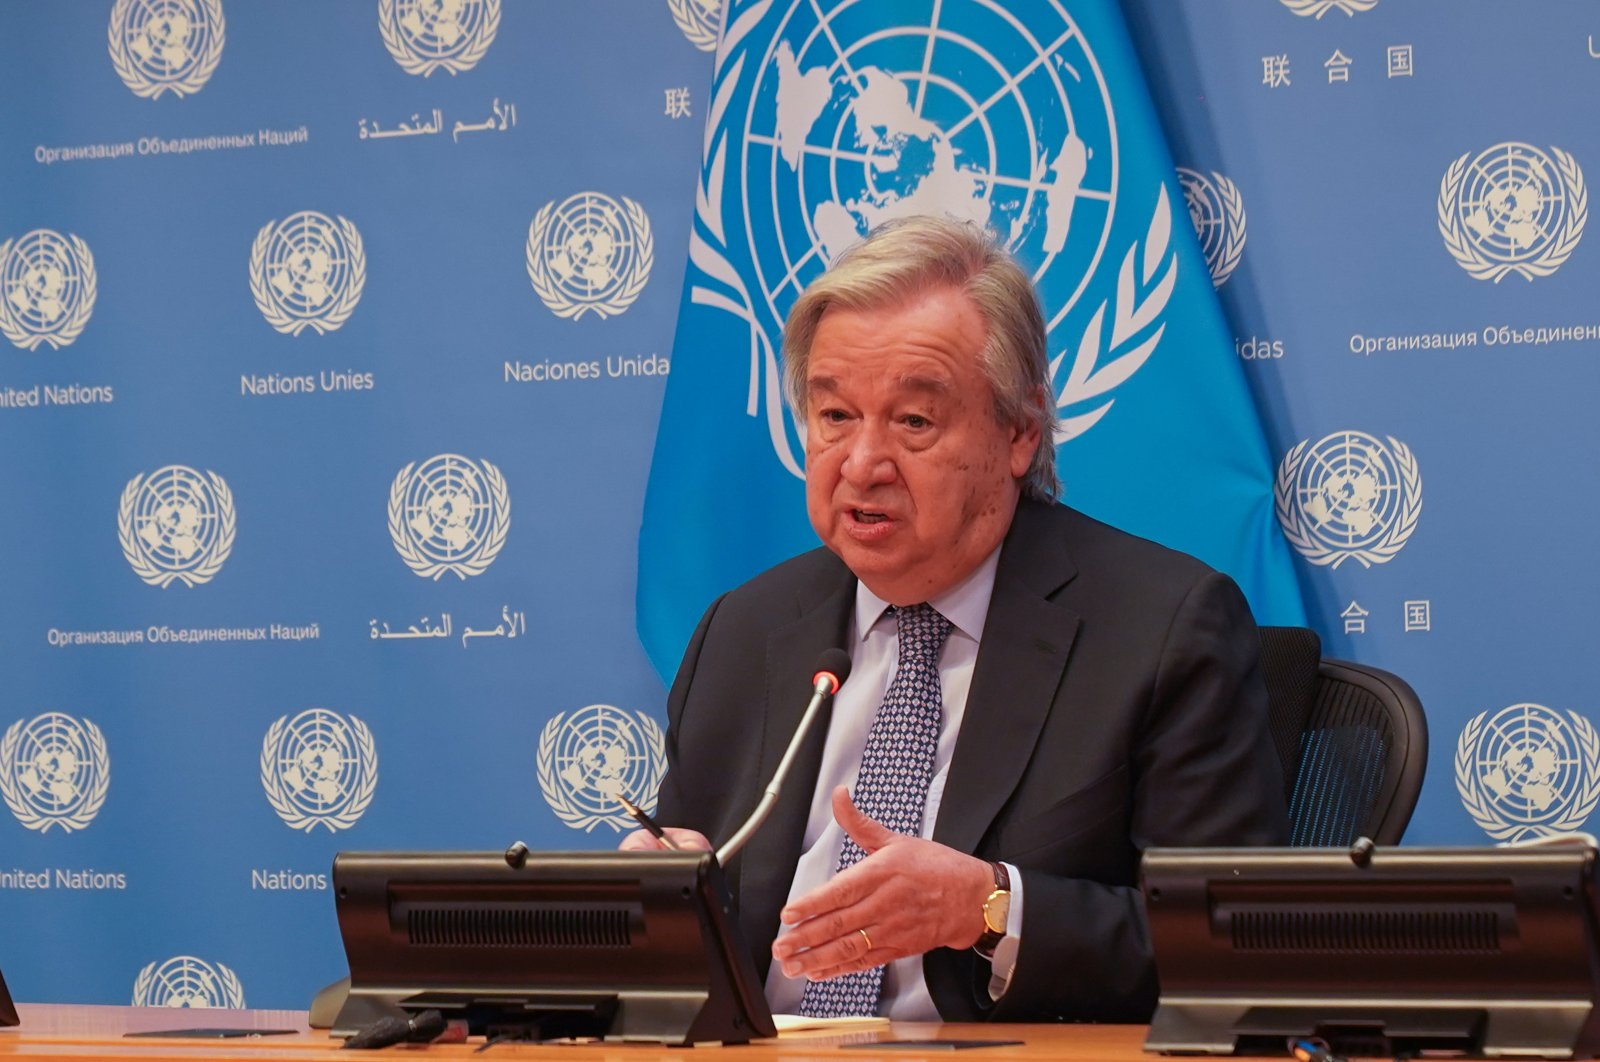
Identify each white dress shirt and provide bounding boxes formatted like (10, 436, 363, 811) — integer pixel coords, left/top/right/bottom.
(763, 546, 1024, 1020)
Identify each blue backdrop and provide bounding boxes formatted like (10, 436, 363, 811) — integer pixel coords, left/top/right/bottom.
(0, 0, 1595, 1012)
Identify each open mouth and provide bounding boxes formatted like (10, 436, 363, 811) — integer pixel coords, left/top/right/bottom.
(851, 508, 889, 524)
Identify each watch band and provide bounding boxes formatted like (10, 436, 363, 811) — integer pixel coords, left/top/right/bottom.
(974, 860, 1011, 958)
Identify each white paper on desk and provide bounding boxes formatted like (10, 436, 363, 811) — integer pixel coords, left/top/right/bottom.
(772, 1013, 893, 1034)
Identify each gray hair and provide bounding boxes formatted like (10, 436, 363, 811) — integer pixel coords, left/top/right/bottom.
(782, 215, 1058, 501)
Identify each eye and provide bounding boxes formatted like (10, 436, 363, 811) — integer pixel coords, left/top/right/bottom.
(819, 407, 849, 424)
(903, 414, 930, 430)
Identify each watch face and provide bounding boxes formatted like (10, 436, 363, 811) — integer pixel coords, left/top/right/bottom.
(983, 890, 1010, 934)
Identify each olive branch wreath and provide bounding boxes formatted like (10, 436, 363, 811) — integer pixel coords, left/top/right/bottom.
(0, 716, 110, 834)
(525, 197, 654, 321)
(1438, 146, 1587, 283)
(537, 709, 666, 833)
(387, 457, 510, 580)
(117, 469, 236, 588)
(668, 0, 719, 51)
(259, 713, 378, 833)
(378, 0, 500, 76)
(0, 235, 98, 351)
(108, 0, 225, 98)
(1455, 708, 1600, 842)
(248, 215, 366, 336)
(1279, 0, 1378, 18)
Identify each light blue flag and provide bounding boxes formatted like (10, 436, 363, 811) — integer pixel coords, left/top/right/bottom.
(639, 0, 1305, 680)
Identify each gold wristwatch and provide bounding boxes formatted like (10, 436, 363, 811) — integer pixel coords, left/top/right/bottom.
(974, 861, 1011, 958)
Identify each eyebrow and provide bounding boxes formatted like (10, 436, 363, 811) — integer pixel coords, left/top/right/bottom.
(806, 374, 952, 396)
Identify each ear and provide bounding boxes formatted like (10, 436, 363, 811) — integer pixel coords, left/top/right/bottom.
(1008, 386, 1046, 480)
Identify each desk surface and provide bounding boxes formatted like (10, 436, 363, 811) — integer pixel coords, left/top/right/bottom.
(0, 1004, 1154, 1061)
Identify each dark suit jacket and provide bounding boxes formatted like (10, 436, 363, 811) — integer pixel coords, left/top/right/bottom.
(656, 498, 1289, 1022)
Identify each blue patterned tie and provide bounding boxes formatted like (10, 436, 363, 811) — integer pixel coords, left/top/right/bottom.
(799, 603, 953, 1017)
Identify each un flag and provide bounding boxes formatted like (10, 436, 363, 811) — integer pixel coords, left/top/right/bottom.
(638, 0, 1304, 678)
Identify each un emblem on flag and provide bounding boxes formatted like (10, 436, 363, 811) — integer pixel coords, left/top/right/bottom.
(0, 229, 97, 351)
(107, 0, 224, 99)
(537, 705, 666, 833)
(118, 466, 236, 588)
(1439, 142, 1587, 282)
(691, 0, 1175, 474)
(379, 0, 500, 77)
(668, 0, 719, 51)
(260, 709, 378, 833)
(1275, 431, 1420, 569)
(388, 454, 510, 580)
(526, 193, 654, 320)
(1456, 704, 1600, 842)
(0, 713, 110, 834)
(132, 956, 244, 1009)
(1177, 168, 1246, 288)
(249, 211, 366, 336)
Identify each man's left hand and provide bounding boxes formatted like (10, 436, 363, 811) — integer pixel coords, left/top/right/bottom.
(772, 786, 994, 981)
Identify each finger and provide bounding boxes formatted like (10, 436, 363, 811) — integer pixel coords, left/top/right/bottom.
(779, 861, 876, 926)
(775, 922, 882, 979)
(831, 786, 896, 854)
(661, 827, 713, 851)
(618, 829, 665, 851)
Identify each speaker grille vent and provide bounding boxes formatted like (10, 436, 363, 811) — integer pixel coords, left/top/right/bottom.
(1229, 908, 1500, 954)
(406, 905, 632, 948)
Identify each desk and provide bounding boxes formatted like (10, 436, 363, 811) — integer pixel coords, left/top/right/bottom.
(0, 1005, 1152, 1062)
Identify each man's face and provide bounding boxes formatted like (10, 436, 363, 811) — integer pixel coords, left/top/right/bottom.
(803, 286, 1040, 605)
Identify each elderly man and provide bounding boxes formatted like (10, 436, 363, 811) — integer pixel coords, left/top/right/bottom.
(623, 216, 1287, 1022)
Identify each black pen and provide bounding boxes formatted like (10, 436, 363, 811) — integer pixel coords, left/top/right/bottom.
(617, 794, 681, 850)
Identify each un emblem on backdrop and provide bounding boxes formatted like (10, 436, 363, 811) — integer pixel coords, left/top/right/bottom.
(118, 465, 236, 588)
(249, 211, 366, 336)
(1279, 0, 1377, 16)
(0, 229, 97, 351)
(537, 705, 666, 833)
(692, 0, 1175, 475)
(1275, 431, 1421, 569)
(668, 0, 720, 51)
(1456, 703, 1600, 841)
(1439, 142, 1586, 282)
(260, 709, 377, 833)
(1177, 168, 1246, 288)
(389, 454, 510, 580)
(0, 713, 110, 834)
(132, 956, 244, 1008)
(526, 193, 654, 320)
(379, 0, 500, 77)
(108, 0, 224, 99)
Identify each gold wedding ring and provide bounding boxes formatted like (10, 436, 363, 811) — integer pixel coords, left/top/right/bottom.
(858, 927, 873, 952)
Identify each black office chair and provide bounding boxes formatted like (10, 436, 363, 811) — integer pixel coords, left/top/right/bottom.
(1257, 626, 1428, 846)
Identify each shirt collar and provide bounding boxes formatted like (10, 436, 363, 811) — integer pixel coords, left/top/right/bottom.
(852, 545, 1002, 644)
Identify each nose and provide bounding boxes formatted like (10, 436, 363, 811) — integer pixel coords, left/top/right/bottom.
(839, 422, 897, 488)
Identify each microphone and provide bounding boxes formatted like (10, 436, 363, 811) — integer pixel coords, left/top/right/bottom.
(715, 648, 851, 864)
(342, 1008, 446, 1050)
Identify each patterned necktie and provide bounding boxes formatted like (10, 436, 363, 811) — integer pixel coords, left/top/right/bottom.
(799, 603, 953, 1018)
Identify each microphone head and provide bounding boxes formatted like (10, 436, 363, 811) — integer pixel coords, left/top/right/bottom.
(812, 648, 852, 694)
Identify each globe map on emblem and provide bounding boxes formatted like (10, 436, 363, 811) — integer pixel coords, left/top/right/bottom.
(1467, 704, 1591, 834)
(741, 0, 1117, 340)
(544, 705, 664, 827)
(269, 710, 363, 816)
(118, 0, 213, 79)
(1288, 431, 1405, 551)
(1452, 142, 1568, 263)
(393, 0, 494, 60)
(400, 455, 495, 562)
(262, 212, 357, 318)
(129, 466, 224, 573)
(2, 230, 93, 345)
(532, 193, 651, 312)
(7, 714, 99, 819)
(133, 956, 242, 1009)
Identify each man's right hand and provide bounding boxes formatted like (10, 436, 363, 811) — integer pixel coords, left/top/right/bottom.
(618, 827, 713, 851)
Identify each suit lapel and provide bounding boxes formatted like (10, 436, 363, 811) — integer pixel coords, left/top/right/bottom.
(737, 561, 854, 967)
(934, 500, 1081, 855)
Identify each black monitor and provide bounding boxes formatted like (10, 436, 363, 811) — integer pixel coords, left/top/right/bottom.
(330, 849, 775, 1045)
(1141, 844, 1600, 1058)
